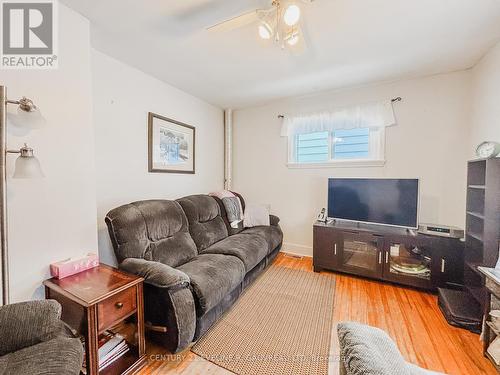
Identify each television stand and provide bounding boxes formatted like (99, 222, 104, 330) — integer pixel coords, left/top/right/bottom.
(313, 221, 464, 290)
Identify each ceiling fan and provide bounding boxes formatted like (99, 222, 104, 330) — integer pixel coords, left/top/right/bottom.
(207, 0, 315, 49)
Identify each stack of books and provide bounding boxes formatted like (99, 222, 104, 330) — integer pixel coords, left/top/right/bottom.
(81, 331, 130, 373)
(98, 331, 130, 371)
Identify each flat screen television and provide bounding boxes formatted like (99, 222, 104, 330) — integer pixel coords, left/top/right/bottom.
(327, 178, 419, 229)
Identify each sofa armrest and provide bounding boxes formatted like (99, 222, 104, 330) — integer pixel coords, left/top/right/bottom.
(120, 258, 190, 290)
(0, 300, 64, 356)
(270, 214, 280, 226)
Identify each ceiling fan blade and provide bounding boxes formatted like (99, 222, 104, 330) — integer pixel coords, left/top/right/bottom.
(206, 9, 260, 32)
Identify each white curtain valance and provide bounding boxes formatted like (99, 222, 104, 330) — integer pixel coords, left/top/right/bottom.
(281, 100, 397, 137)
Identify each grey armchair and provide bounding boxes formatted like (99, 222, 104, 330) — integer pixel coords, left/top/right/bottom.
(0, 300, 84, 375)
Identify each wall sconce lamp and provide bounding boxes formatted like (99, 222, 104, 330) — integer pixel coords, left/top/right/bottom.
(1, 85, 45, 305)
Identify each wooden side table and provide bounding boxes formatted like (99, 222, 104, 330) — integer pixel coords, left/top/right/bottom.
(44, 264, 146, 375)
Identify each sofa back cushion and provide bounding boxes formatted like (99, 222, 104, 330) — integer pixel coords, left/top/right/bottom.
(177, 195, 228, 251)
(106, 200, 197, 267)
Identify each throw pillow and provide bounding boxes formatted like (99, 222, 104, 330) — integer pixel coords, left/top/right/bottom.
(210, 190, 243, 228)
(243, 203, 270, 227)
(222, 196, 242, 224)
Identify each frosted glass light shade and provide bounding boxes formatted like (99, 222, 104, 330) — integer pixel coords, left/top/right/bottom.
(258, 22, 272, 39)
(284, 5, 301, 26)
(8, 106, 46, 130)
(287, 33, 300, 46)
(12, 155, 44, 179)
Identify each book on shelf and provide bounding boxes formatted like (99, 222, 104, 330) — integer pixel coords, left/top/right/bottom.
(81, 330, 131, 372)
(100, 343, 130, 370)
(99, 332, 125, 362)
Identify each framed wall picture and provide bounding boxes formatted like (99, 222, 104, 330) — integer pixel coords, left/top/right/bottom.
(148, 112, 195, 174)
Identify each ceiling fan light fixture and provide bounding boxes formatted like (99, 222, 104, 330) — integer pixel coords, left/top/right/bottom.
(286, 31, 300, 46)
(258, 22, 273, 39)
(284, 4, 301, 26)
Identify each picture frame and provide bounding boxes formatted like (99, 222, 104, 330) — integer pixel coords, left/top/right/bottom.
(148, 112, 196, 174)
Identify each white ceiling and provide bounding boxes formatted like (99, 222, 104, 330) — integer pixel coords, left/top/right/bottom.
(61, 0, 500, 109)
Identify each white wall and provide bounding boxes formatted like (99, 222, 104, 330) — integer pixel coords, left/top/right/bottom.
(2, 4, 98, 302)
(91, 50, 224, 266)
(233, 72, 471, 256)
(470, 41, 500, 153)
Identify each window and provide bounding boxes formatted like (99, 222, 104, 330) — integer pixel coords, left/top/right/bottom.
(333, 128, 369, 159)
(290, 127, 385, 167)
(284, 100, 394, 167)
(296, 131, 329, 163)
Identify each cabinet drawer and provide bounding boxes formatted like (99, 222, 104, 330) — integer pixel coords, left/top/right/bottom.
(97, 287, 136, 331)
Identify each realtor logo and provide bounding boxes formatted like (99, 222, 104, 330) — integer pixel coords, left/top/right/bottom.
(1, 0, 58, 69)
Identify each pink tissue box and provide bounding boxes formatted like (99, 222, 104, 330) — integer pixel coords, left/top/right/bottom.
(50, 253, 99, 279)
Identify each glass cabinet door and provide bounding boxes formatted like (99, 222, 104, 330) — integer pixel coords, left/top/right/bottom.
(383, 241, 433, 288)
(339, 233, 383, 278)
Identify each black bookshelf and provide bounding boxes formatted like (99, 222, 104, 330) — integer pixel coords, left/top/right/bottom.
(464, 158, 500, 309)
(437, 158, 500, 333)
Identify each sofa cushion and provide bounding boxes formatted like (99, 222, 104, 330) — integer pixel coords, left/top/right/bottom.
(177, 195, 228, 251)
(0, 337, 83, 375)
(177, 254, 245, 314)
(337, 322, 411, 375)
(241, 225, 283, 254)
(202, 233, 268, 272)
(106, 200, 197, 267)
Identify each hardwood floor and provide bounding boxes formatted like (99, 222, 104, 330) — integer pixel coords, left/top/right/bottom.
(136, 253, 496, 375)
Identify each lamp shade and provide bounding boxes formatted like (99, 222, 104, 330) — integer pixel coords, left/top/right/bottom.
(284, 4, 301, 26)
(12, 146, 44, 179)
(12, 155, 44, 179)
(286, 31, 300, 46)
(10, 106, 46, 129)
(258, 22, 273, 39)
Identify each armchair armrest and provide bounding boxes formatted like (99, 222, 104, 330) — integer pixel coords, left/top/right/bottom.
(270, 214, 280, 226)
(120, 258, 190, 290)
(0, 300, 64, 356)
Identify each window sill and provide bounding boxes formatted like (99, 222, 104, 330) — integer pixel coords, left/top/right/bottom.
(287, 160, 386, 169)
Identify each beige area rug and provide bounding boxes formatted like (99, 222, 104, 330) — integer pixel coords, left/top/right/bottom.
(191, 266, 336, 375)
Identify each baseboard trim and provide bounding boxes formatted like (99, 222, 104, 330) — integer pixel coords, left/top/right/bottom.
(281, 242, 313, 258)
